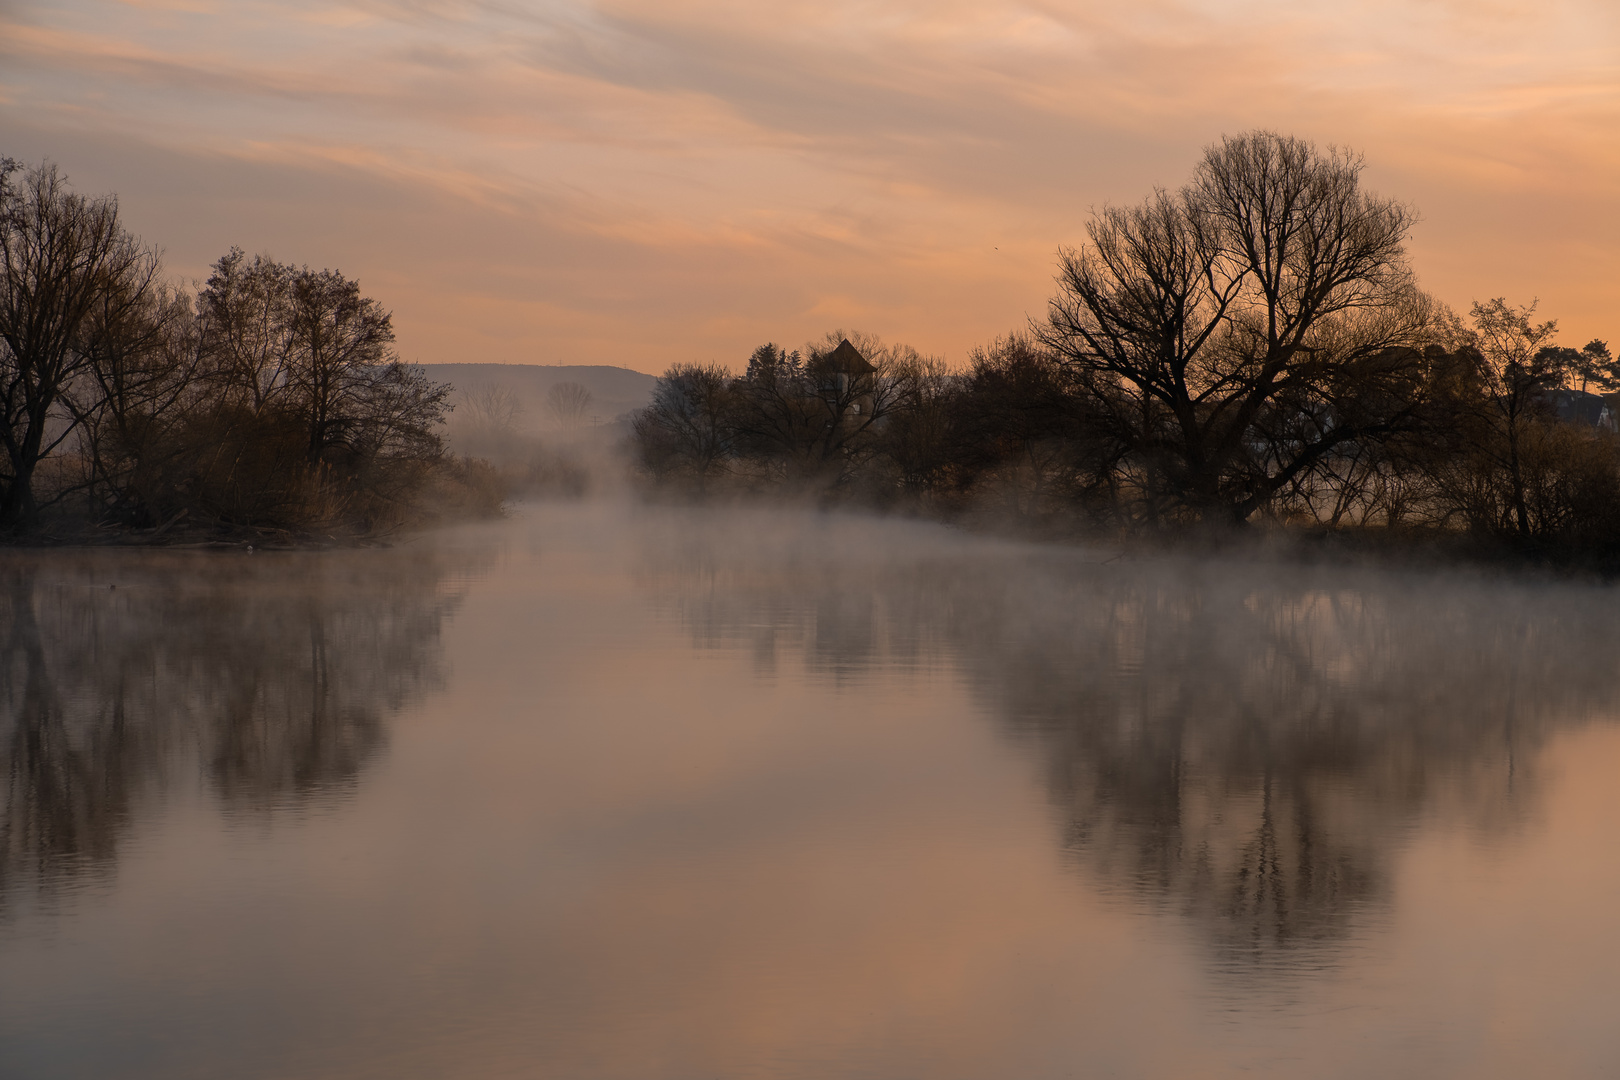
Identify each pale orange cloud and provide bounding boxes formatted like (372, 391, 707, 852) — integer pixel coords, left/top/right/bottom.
(1, 0, 1615, 370)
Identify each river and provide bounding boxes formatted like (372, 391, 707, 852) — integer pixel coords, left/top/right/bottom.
(4, 500, 1619, 1079)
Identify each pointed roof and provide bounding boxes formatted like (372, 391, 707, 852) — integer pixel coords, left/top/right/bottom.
(824, 338, 876, 375)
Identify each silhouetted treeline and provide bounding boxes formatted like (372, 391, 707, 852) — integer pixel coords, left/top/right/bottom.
(0, 158, 495, 540)
(633, 133, 1620, 559)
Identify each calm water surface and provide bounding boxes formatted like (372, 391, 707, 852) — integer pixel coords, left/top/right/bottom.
(4, 501, 1620, 1079)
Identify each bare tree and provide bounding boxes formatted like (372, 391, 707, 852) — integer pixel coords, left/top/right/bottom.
(1461, 298, 1562, 539)
(632, 363, 734, 490)
(465, 385, 523, 433)
(547, 381, 592, 428)
(76, 281, 207, 526)
(283, 267, 403, 465)
(450, 384, 525, 462)
(167, 252, 450, 531)
(0, 160, 159, 531)
(1038, 131, 1437, 526)
(946, 334, 1116, 521)
(197, 247, 294, 414)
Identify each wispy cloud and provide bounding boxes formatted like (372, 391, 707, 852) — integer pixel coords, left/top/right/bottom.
(1, 0, 1615, 368)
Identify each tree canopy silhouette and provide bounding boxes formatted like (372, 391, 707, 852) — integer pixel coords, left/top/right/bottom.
(0, 155, 468, 540)
(1037, 131, 1437, 526)
(0, 159, 160, 531)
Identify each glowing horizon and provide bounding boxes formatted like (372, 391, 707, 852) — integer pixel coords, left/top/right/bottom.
(2, 0, 1615, 373)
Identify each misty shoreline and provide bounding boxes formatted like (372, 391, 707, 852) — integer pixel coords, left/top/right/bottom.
(13, 490, 1620, 586)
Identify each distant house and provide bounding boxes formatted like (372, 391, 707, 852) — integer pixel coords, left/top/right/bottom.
(1543, 388, 1617, 434)
(816, 339, 880, 428)
(1604, 392, 1620, 434)
(822, 339, 876, 388)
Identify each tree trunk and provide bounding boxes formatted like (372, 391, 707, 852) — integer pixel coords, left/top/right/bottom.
(1506, 414, 1531, 539)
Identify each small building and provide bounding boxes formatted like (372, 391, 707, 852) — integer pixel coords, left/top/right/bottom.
(818, 339, 878, 422)
(822, 339, 876, 391)
(1544, 388, 1616, 434)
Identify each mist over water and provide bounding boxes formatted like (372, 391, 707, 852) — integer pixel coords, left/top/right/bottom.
(4, 502, 1620, 1078)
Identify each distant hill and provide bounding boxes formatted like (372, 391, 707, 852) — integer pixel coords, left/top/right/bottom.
(413, 363, 659, 433)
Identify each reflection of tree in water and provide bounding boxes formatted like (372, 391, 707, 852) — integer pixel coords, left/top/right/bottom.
(949, 564, 1616, 977)
(0, 549, 469, 912)
(644, 527, 1620, 974)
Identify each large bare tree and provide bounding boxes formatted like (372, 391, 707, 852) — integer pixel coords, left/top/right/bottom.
(0, 160, 158, 531)
(1038, 131, 1438, 525)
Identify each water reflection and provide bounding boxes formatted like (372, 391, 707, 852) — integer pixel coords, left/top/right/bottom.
(4, 506, 1618, 1078)
(0, 548, 471, 913)
(960, 567, 1598, 979)
(641, 516, 1620, 975)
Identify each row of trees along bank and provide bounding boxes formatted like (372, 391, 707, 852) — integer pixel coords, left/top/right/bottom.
(0, 158, 488, 541)
(633, 131, 1620, 558)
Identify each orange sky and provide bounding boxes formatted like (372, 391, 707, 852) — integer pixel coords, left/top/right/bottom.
(1, 0, 1615, 373)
